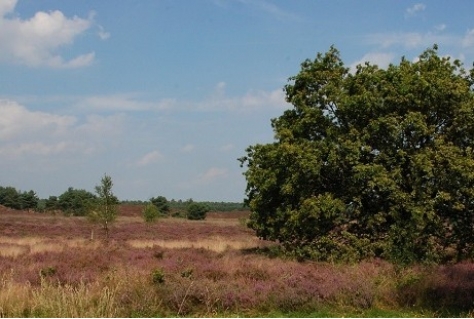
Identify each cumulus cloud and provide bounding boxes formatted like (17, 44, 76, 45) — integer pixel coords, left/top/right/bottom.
(0, 99, 76, 140)
(136, 150, 164, 167)
(0, 0, 99, 68)
(0, 99, 124, 158)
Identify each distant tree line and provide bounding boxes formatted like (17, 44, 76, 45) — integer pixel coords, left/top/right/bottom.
(0, 184, 243, 218)
(0, 186, 38, 210)
(122, 199, 246, 212)
(0, 185, 108, 216)
(172, 200, 245, 212)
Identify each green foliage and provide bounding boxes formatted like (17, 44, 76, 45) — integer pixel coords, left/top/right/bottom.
(89, 174, 119, 239)
(142, 203, 160, 223)
(167, 199, 245, 212)
(0, 186, 38, 210)
(151, 268, 165, 284)
(186, 202, 209, 220)
(58, 187, 97, 216)
(240, 45, 474, 264)
(44, 196, 59, 211)
(0, 186, 21, 209)
(150, 196, 170, 215)
(19, 190, 39, 210)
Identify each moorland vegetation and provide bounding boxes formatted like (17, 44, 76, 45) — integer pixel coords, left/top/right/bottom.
(1, 206, 474, 317)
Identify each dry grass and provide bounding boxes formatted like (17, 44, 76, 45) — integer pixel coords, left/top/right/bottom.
(0, 236, 102, 258)
(0, 273, 118, 317)
(127, 235, 261, 252)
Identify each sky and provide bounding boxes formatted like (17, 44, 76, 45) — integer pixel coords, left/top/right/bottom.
(1, 0, 474, 202)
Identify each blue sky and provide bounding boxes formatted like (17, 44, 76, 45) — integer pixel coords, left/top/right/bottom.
(1, 1, 474, 202)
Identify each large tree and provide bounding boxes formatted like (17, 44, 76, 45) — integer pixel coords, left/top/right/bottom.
(240, 45, 474, 263)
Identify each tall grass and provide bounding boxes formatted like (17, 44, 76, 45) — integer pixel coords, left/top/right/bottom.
(0, 278, 117, 317)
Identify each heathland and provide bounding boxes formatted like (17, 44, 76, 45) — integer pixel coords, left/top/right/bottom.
(1, 204, 474, 317)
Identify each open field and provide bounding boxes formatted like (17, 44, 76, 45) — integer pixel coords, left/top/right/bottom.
(1, 205, 474, 317)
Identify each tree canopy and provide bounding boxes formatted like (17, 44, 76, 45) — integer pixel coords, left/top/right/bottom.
(240, 45, 474, 264)
(57, 187, 97, 216)
(0, 186, 38, 210)
(150, 196, 170, 215)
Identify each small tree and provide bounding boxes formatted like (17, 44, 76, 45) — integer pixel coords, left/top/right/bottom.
(186, 202, 209, 220)
(143, 202, 160, 223)
(89, 174, 119, 239)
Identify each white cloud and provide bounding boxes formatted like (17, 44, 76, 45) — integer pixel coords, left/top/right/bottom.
(198, 82, 288, 112)
(65, 84, 287, 115)
(196, 167, 228, 184)
(434, 24, 446, 32)
(97, 25, 111, 40)
(0, 99, 76, 140)
(0, 1, 96, 68)
(136, 150, 164, 167)
(405, 3, 426, 17)
(240, 88, 287, 110)
(0, 0, 15, 16)
(0, 99, 124, 158)
(238, 0, 300, 22)
(368, 32, 424, 49)
(76, 113, 124, 136)
(350, 52, 395, 72)
(0, 141, 70, 157)
(78, 94, 175, 111)
(365, 32, 458, 50)
(462, 29, 474, 48)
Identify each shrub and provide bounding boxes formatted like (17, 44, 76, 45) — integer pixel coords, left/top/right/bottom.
(186, 203, 209, 220)
(150, 196, 170, 215)
(142, 203, 160, 223)
(151, 268, 165, 284)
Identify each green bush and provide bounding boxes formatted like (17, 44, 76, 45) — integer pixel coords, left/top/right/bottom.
(142, 203, 160, 223)
(186, 203, 209, 220)
(151, 268, 165, 284)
